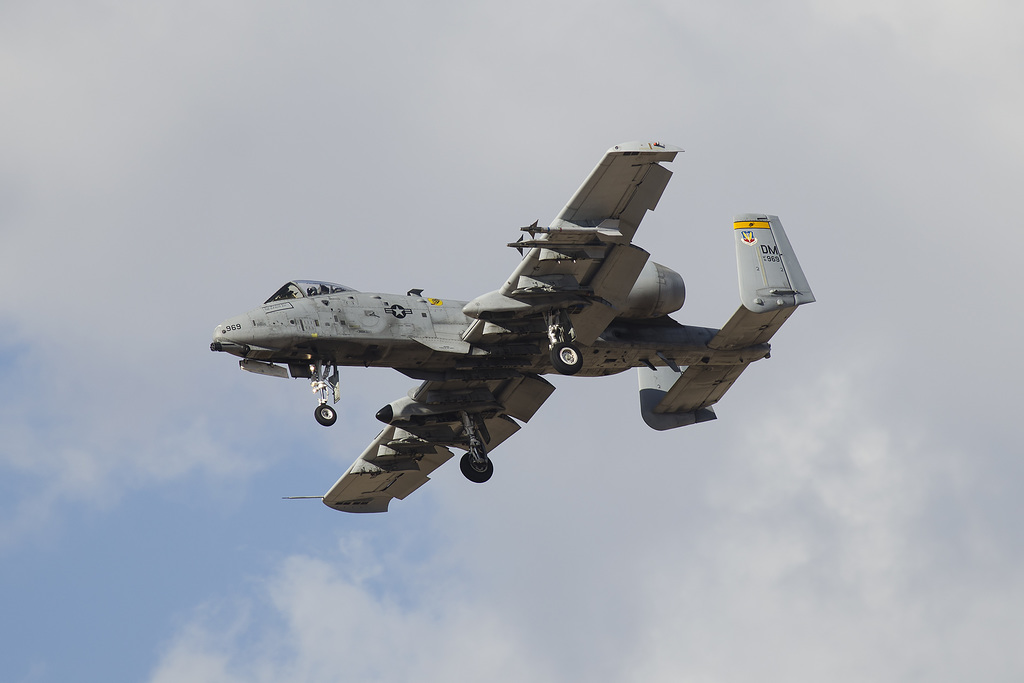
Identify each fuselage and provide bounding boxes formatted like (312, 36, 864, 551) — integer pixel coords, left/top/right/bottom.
(211, 280, 769, 379)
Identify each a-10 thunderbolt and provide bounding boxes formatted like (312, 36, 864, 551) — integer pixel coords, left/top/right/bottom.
(211, 142, 815, 513)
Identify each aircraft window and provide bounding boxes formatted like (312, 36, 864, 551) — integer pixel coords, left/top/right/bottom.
(265, 283, 305, 303)
(265, 281, 355, 304)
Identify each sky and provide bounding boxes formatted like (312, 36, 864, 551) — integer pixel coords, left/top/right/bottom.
(2, 1, 1022, 681)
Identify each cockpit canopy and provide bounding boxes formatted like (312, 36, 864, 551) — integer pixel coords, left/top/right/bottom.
(265, 280, 356, 303)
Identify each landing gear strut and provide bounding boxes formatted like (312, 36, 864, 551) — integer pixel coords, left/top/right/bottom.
(546, 310, 583, 375)
(459, 411, 493, 483)
(310, 360, 340, 427)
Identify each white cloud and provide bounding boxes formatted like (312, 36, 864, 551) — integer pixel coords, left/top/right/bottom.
(149, 550, 550, 683)
(146, 365, 1024, 682)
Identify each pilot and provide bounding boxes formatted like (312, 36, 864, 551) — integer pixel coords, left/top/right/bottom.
(307, 286, 318, 296)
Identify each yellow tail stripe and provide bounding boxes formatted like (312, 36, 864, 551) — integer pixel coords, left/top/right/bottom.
(733, 221, 771, 230)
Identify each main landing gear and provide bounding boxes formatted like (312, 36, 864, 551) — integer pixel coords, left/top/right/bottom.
(546, 310, 583, 375)
(310, 360, 340, 427)
(459, 412, 493, 483)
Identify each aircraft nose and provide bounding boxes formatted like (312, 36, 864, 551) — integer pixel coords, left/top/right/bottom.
(210, 315, 251, 355)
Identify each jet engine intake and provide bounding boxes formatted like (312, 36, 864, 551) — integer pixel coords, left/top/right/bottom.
(618, 261, 685, 318)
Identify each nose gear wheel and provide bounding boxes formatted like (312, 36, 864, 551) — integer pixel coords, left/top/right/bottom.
(314, 404, 338, 426)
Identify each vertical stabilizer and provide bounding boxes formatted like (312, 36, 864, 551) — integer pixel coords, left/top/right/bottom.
(733, 214, 815, 313)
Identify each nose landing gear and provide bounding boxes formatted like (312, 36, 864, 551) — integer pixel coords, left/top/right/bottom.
(314, 403, 338, 427)
(310, 360, 340, 427)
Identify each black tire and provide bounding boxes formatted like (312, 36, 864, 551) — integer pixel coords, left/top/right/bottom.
(314, 404, 338, 427)
(460, 453, 494, 483)
(551, 341, 583, 375)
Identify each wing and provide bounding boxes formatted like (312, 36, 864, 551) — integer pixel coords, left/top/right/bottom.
(463, 142, 682, 345)
(323, 373, 555, 513)
(322, 425, 455, 513)
(553, 141, 682, 241)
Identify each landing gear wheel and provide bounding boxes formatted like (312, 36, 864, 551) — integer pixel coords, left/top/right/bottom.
(551, 341, 583, 375)
(314, 404, 338, 427)
(460, 453, 494, 483)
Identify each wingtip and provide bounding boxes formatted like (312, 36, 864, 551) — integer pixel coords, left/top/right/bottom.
(608, 141, 684, 155)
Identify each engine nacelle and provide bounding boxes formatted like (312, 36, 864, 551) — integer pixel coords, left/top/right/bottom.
(618, 261, 685, 318)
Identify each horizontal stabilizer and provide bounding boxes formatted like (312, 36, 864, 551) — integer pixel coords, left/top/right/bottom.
(707, 306, 796, 351)
(638, 365, 719, 431)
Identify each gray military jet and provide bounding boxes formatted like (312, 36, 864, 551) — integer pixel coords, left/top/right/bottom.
(211, 142, 815, 513)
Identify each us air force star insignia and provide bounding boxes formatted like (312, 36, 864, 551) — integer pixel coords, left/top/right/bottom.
(385, 304, 411, 319)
